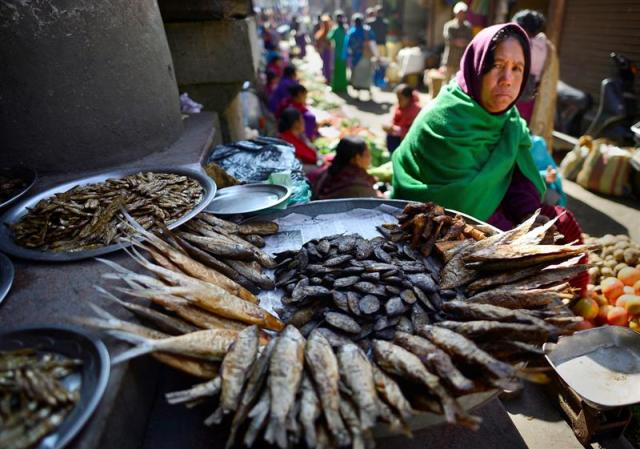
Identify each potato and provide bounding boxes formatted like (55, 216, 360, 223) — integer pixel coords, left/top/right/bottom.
(604, 259, 618, 269)
(616, 234, 630, 241)
(613, 249, 626, 263)
(600, 234, 617, 246)
(614, 263, 629, 276)
(588, 267, 601, 284)
(624, 248, 640, 265)
(614, 241, 630, 250)
(601, 267, 615, 278)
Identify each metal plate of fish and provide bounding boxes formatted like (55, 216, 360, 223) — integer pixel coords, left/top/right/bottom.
(0, 166, 216, 261)
(206, 183, 291, 215)
(0, 324, 110, 449)
(544, 326, 640, 409)
(0, 252, 14, 306)
(0, 166, 37, 210)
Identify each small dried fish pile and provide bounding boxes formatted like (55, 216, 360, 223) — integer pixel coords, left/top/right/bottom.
(11, 171, 203, 252)
(76, 214, 283, 378)
(0, 348, 82, 449)
(0, 174, 28, 204)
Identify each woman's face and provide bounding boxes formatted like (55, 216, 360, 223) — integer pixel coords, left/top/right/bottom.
(480, 37, 526, 113)
(397, 93, 410, 109)
(293, 116, 305, 134)
(352, 147, 371, 170)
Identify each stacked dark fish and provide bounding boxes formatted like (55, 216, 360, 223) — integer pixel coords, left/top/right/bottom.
(0, 349, 81, 449)
(11, 171, 203, 252)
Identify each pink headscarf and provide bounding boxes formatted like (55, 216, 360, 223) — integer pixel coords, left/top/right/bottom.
(455, 23, 531, 112)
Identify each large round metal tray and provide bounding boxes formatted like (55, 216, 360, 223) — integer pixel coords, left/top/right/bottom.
(0, 252, 14, 306)
(257, 198, 501, 432)
(0, 166, 37, 209)
(0, 325, 110, 449)
(0, 166, 216, 262)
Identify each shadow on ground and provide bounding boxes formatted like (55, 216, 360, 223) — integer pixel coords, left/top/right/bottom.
(565, 195, 629, 236)
(336, 90, 394, 115)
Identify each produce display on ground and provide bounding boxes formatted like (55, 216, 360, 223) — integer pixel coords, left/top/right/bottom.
(296, 62, 391, 171)
(573, 233, 640, 331)
(0, 175, 28, 204)
(0, 349, 82, 449)
(78, 202, 593, 449)
(10, 172, 204, 252)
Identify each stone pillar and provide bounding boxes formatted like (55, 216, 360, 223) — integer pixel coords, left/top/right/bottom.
(161, 12, 260, 143)
(0, 0, 183, 174)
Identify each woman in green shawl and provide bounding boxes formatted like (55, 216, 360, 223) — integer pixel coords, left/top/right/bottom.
(392, 23, 544, 228)
(328, 11, 348, 93)
(392, 23, 588, 290)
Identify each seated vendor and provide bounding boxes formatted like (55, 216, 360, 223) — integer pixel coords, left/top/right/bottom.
(310, 136, 380, 200)
(276, 84, 319, 141)
(391, 23, 587, 289)
(383, 83, 422, 153)
(278, 107, 320, 172)
(269, 64, 299, 113)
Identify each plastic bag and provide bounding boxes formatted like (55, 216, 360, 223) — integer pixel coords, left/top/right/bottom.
(207, 137, 311, 205)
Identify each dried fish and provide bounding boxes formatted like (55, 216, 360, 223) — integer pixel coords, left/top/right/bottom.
(265, 326, 305, 449)
(12, 171, 203, 251)
(109, 328, 241, 364)
(418, 325, 519, 390)
(325, 311, 362, 334)
(372, 340, 478, 428)
(393, 332, 475, 394)
(334, 276, 360, 289)
(385, 297, 407, 316)
(359, 295, 381, 315)
(299, 374, 322, 449)
(337, 344, 379, 430)
(217, 326, 260, 418)
(435, 321, 550, 343)
(465, 288, 563, 309)
(305, 331, 351, 447)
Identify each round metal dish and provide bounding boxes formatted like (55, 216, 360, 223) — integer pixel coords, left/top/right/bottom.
(257, 198, 501, 433)
(0, 166, 216, 262)
(0, 166, 37, 210)
(0, 252, 14, 306)
(206, 183, 291, 215)
(0, 325, 110, 449)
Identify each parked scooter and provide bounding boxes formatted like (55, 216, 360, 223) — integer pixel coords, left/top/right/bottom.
(585, 53, 638, 143)
(555, 53, 638, 144)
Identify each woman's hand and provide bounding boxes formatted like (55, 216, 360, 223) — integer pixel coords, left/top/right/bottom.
(545, 166, 557, 184)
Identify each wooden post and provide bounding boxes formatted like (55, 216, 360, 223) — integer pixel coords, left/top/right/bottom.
(547, 0, 567, 48)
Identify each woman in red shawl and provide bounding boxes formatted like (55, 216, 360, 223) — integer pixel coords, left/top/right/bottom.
(277, 108, 319, 172)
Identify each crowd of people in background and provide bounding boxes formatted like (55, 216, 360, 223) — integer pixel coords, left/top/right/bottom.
(254, 3, 563, 205)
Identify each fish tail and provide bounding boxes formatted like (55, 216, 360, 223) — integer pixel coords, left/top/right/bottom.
(95, 257, 135, 275)
(304, 424, 317, 449)
(108, 331, 155, 365)
(203, 406, 224, 426)
(94, 285, 132, 309)
(264, 417, 288, 448)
